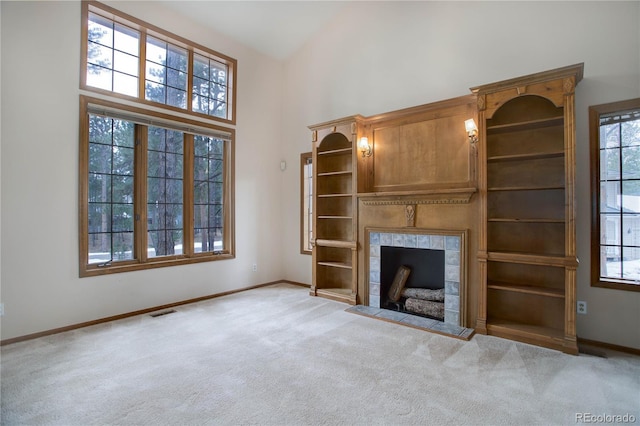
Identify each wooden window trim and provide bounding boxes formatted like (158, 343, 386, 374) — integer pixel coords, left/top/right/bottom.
(300, 152, 312, 255)
(79, 95, 235, 277)
(590, 97, 640, 292)
(80, 1, 237, 125)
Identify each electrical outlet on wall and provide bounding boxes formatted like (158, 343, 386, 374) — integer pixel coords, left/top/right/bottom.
(0, 303, 4, 317)
(577, 301, 587, 315)
(252, 263, 257, 272)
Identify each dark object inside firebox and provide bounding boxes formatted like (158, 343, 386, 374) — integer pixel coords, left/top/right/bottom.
(380, 246, 445, 320)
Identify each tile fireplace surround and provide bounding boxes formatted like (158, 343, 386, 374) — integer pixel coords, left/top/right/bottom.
(347, 229, 474, 340)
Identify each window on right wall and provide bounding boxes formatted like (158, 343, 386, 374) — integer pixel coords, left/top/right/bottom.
(590, 98, 640, 292)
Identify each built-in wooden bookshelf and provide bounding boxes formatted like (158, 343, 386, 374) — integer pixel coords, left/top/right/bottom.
(472, 63, 583, 354)
(309, 117, 362, 304)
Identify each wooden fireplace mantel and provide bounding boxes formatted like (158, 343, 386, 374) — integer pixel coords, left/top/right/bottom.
(358, 187, 477, 206)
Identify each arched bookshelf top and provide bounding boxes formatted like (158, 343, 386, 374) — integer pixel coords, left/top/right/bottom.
(318, 132, 351, 152)
(488, 95, 562, 125)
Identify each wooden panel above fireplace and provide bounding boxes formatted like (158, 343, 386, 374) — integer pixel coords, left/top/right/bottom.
(358, 95, 478, 195)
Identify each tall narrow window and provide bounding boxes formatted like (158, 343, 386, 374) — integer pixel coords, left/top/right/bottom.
(87, 115, 135, 263)
(300, 152, 313, 254)
(193, 136, 225, 253)
(147, 127, 184, 257)
(590, 98, 640, 291)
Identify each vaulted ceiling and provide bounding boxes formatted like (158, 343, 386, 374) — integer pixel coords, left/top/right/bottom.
(159, 1, 348, 60)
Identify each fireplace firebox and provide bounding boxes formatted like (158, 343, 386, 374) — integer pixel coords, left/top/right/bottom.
(380, 246, 445, 320)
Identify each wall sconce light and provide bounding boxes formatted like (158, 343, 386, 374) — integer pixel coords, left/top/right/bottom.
(358, 137, 372, 157)
(465, 119, 478, 144)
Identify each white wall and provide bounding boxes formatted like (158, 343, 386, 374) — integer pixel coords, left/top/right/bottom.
(0, 1, 284, 340)
(280, 1, 640, 349)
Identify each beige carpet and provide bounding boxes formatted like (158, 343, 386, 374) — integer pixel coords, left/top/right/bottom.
(2, 283, 639, 425)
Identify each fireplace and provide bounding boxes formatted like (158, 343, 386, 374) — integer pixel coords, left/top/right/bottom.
(380, 246, 445, 320)
(368, 230, 464, 326)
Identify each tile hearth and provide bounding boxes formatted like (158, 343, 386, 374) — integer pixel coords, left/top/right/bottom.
(346, 305, 474, 340)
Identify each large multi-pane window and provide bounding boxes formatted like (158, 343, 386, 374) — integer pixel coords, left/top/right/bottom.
(80, 97, 234, 276)
(590, 98, 640, 291)
(80, 2, 236, 276)
(81, 1, 236, 124)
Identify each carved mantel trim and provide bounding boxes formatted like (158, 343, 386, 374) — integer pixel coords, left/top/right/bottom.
(405, 204, 416, 227)
(358, 187, 476, 206)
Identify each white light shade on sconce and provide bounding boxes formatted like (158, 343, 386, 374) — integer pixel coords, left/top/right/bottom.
(464, 119, 477, 133)
(358, 137, 372, 157)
